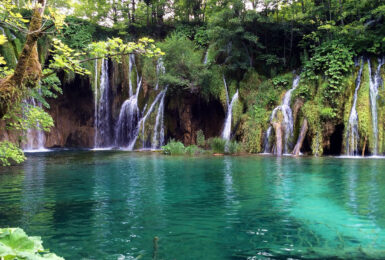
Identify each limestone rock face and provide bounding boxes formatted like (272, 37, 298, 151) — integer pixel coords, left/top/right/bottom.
(45, 74, 94, 148)
(166, 93, 225, 146)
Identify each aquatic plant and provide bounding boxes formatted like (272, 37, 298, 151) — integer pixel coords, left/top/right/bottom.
(0, 228, 63, 259)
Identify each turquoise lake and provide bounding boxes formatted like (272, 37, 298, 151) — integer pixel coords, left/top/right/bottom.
(1, 151, 385, 259)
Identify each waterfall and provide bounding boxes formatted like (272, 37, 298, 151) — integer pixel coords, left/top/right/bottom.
(93, 59, 98, 147)
(204, 50, 209, 65)
(155, 58, 165, 91)
(23, 98, 46, 151)
(128, 54, 136, 97)
(152, 87, 168, 149)
(94, 59, 112, 148)
(114, 74, 143, 147)
(115, 96, 140, 146)
(116, 52, 168, 150)
(221, 90, 239, 141)
(345, 58, 364, 156)
(264, 75, 301, 154)
(126, 89, 168, 150)
(368, 57, 385, 155)
(223, 75, 230, 106)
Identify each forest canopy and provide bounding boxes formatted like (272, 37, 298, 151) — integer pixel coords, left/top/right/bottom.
(0, 0, 384, 164)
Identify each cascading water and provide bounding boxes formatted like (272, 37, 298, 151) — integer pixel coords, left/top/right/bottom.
(128, 54, 137, 96)
(127, 89, 167, 150)
(152, 87, 168, 149)
(114, 76, 142, 147)
(115, 52, 169, 150)
(264, 75, 300, 154)
(23, 97, 46, 151)
(94, 59, 112, 148)
(368, 57, 385, 155)
(155, 58, 165, 91)
(204, 50, 209, 65)
(221, 90, 239, 141)
(223, 75, 230, 106)
(345, 58, 364, 156)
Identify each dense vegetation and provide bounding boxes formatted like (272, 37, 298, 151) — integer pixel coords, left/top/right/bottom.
(1, 0, 385, 164)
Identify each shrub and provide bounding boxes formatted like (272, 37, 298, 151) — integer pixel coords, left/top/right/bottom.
(196, 129, 205, 148)
(0, 141, 26, 166)
(161, 140, 186, 155)
(185, 145, 203, 156)
(302, 40, 354, 106)
(210, 137, 226, 154)
(227, 141, 241, 154)
(0, 228, 63, 259)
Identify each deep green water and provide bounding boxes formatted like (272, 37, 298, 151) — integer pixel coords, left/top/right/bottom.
(1, 151, 385, 259)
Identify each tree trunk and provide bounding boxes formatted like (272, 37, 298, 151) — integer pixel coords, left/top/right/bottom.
(362, 136, 367, 156)
(131, 0, 135, 23)
(273, 122, 283, 156)
(339, 0, 344, 25)
(293, 118, 308, 156)
(0, 0, 46, 119)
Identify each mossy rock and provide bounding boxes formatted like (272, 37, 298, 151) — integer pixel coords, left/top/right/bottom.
(356, 63, 373, 153)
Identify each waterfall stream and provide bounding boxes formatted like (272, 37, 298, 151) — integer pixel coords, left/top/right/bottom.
(368, 57, 385, 155)
(221, 90, 239, 141)
(204, 50, 209, 65)
(345, 58, 364, 156)
(155, 58, 165, 91)
(128, 54, 136, 97)
(264, 75, 300, 154)
(127, 89, 167, 150)
(94, 59, 112, 148)
(23, 97, 46, 151)
(114, 70, 142, 147)
(152, 87, 168, 149)
(115, 54, 168, 150)
(223, 75, 230, 106)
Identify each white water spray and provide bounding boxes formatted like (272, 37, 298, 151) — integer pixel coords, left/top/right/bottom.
(346, 58, 364, 156)
(126, 89, 168, 150)
(264, 75, 300, 154)
(94, 59, 112, 148)
(221, 90, 239, 141)
(152, 87, 168, 149)
(368, 57, 385, 155)
(23, 97, 46, 151)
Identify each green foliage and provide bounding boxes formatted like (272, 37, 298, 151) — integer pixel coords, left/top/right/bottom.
(196, 129, 205, 148)
(320, 107, 337, 119)
(302, 101, 323, 156)
(159, 33, 215, 96)
(209, 137, 226, 154)
(356, 65, 373, 151)
(293, 84, 312, 101)
(60, 17, 95, 49)
(302, 41, 354, 106)
(240, 106, 269, 153)
(0, 142, 25, 166)
(162, 140, 186, 155)
(227, 141, 241, 154)
(4, 104, 54, 132)
(174, 24, 209, 47)
(185, 145, 203, 156)
(38, 73, 63, 108)
(161, 140, 205, 156)
(0, 227, 63, 259)
(272, 75, 290, 89)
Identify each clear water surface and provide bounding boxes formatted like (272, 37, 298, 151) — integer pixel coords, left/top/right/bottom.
(1, 151, 385, 259)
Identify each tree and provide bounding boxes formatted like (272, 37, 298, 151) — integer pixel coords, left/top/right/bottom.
(0, 0, 163, 166)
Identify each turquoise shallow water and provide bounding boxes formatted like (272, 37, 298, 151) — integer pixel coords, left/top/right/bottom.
(1, 152, 385, 259)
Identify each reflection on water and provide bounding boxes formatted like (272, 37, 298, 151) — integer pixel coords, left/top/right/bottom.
(1, 152, 385, 259)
